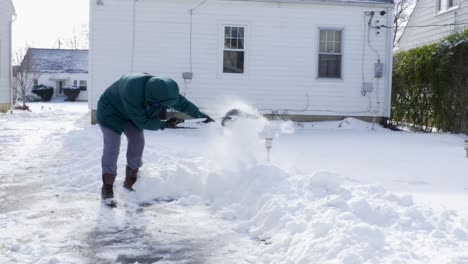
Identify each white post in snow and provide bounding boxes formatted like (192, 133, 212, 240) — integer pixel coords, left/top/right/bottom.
(465, 140, 468, 158)
(265, 138, 273, 162)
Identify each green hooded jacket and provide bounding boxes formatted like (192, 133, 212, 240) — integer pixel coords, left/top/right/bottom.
(97, 73, 203, 134)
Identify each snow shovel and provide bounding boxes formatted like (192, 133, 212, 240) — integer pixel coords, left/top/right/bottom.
(220, 108, 260, 127)
(171, 108, 260, 129)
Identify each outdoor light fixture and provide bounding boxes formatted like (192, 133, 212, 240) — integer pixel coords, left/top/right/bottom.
(265, 138, 273, 162)
(97, 0, 104, 6)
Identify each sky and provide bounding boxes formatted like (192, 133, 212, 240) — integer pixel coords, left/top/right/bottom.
(11, 0, 89, 52)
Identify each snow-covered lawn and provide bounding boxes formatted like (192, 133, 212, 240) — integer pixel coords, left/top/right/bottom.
(1, 102, 468, 264)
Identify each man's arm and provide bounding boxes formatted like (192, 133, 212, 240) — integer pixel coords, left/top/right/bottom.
(171, 95, 203, 118)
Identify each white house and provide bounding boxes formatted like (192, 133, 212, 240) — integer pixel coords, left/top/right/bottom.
(89, 0, 394, 122)
(23, 48, 88, 101)
(0, 0, 15, 112)
(398, 0, 468, 51)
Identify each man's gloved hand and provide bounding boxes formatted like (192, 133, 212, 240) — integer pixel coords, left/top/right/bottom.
(200, 112, 215, 123)
(164, 117, 184, 129)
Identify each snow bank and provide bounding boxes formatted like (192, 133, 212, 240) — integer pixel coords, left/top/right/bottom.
(9, 103, 468, 264)
(50, 106, 468, 263)
(132, 161, 468, 263)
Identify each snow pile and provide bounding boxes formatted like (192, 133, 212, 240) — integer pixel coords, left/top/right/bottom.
(130, 150, 468, 262)
(9, 103, 467, 263)
(111, 113, 468, 263)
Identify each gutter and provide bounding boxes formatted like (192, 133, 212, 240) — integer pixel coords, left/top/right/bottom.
(221, 0, 394, 8)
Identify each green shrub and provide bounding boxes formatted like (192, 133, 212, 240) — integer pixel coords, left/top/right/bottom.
(392, 29, 468, 133)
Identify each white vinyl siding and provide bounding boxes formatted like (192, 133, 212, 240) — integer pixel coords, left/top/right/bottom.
(0, 40, 2, 79)
(399, 0, 467, 50)
(0, 0, 14, 106)
(89, 0, 393, 118)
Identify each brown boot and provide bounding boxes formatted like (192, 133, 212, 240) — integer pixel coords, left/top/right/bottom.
(123, 166, 138, 191)
(101, 174, 116, 200)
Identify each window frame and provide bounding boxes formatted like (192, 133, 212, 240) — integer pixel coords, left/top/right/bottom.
(317, 27, 344, 80)
(219, 23, 248, 78)
(436, 0, 459, 13)
(79, 80, 87, 91)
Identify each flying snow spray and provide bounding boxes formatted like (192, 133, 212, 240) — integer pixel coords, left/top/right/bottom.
(265, 137, 273, 161)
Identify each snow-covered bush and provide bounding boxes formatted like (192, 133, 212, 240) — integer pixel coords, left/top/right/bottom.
(31, 85, 54, 102)
(22, 94, 41, 103)
(62, 86, 81, 102)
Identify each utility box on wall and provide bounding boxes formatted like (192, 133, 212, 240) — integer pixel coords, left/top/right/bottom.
(374, 62, 384, 78)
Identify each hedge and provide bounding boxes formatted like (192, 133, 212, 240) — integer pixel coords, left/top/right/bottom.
(392, 29, 468, 133)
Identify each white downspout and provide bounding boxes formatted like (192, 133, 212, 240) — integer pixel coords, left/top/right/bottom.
(9, 12, 17, 110)
(385, 6, 394, 118)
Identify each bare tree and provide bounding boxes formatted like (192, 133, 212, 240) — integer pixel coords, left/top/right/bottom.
(13, 47, 41, 110)
(56, 24, 89, 50)
(393, 0, 416, 47)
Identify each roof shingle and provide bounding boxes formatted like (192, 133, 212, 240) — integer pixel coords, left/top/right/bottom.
(23, 48, 88, 74)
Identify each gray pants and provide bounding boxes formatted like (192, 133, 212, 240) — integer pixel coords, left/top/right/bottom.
(100, 123, 145, 175)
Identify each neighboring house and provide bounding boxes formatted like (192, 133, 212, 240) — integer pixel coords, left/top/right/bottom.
(398, 0, 468, 50)
(22, 48, 89, 101)
(89, 0, 394, 122)
(0, 0, 15, 112)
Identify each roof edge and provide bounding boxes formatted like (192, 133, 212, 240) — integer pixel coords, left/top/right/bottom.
(221, 0, 394, 6)
(27, 48, 89, 52)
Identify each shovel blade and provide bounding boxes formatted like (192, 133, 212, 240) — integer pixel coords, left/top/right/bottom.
(221, 108, 260, 127)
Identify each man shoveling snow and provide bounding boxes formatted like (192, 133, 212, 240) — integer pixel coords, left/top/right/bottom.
(97, 73, 214, 207)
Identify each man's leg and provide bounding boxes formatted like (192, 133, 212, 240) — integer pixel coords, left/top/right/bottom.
(123, 122, 145, 190)
(100, 125, 121, 201)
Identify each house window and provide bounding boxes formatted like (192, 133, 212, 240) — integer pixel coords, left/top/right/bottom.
(318, 29, 342, 79)
(223, 26, 245, 74)
(33, 79, 38, 85)
(79, 80, 87, 91)
(437, 0, 457, 12)
(73, 80, 78, 87)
